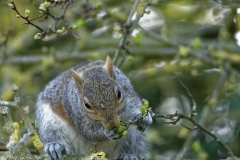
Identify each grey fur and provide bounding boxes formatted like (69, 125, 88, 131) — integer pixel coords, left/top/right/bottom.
(35, 59, 152, 160)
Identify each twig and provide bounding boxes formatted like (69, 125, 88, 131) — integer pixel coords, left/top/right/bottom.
(32, 3, 56, 21)
(117, 46, 131, 68)
(155, 78, 235, 158)
(9, 1, 44, 32)
(211, 60, 231, 101)
(113, 0, 140, 64)
(113, 0, 152, 65)
(0, 148, 8, 151)
(0, 101, 18, 108)
(127, 0, 151, 42)
(118, 0, 151, 66)
(154, 112, 236, 158)
(178, 79, 197, 117)
(9, 0, 79, 39)
(138, 25, 178, 46)
(181, 123, 198, 131)
(52, 0, 73, 31)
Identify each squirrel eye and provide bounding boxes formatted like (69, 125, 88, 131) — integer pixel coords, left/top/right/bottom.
(84, 97, 92, 110)
(117, 88, 122, 101)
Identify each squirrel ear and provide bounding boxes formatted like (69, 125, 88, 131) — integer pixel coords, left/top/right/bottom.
(103, 55, 115, 79)
(70, 69, 83, 85)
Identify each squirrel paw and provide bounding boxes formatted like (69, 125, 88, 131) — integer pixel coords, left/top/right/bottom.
(138, 112, 152, 132)
(45, 142, 66, 160)
(104, 129, 122, 140)
(117, 154, 138, 160)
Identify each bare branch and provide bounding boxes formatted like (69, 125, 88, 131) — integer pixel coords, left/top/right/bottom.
(211, 60, 231, 101)
(181, 123, 198, 131)
(1, 85, 43, 154)
(113, 0, 152, 65)
(9, 1, 44, 32)
(0, 101, 18, 108)
(154, 112, 236, 158)
(178, 79, 197, 117)
(52, 0, 73, 31)
(113, 0, 140, 64)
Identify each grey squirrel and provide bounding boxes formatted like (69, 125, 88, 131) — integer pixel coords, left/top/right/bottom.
(35, 56, 152, 160)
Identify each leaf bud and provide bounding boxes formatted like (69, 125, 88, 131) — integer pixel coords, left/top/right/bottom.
(8, 3, 13, 8)
(43, 2, 51, 9)
(48, 25, 52, 30)
(56, 29, 63, 34)
(25, 9, 30, 15)
(34, 33, 42, 40)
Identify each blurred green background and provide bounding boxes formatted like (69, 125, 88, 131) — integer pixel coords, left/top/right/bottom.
(1, 0, 240, 159)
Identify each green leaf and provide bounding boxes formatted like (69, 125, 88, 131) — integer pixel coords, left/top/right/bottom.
(122, 130, 127, 136)
(116, 122, 125, 133)
(140, 105, 147, 115)
(142, 99, 149, 106)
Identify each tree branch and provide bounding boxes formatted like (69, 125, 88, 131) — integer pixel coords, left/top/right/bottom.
(113, 0, 151, 65)
(154, 112, 236, 158)
(9, 1, 44, 32)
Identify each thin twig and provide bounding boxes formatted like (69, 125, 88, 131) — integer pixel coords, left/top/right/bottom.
(0, 148, 8, 151)
(10, 0, 78, 39)
(113, 0, 140, 64)
(138, 25, 178, 46)
(178, 79, 197, 117)
(32, 2, 56, 21)
(114, 0, 152, 66)
(211, 60, 231, 101)
(127, 0, 151, 42)
(10, 1, 44, 32)
(53, 0, 73, 31)
(154, 112, 236, 158)
(181, 123, 198, 131)
(0, 101, 18, 108)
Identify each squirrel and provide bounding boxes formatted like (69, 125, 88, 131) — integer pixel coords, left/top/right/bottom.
(35, 56, 152, 160)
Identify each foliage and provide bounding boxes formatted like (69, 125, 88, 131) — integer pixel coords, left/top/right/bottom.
(1, 0, 240, 159)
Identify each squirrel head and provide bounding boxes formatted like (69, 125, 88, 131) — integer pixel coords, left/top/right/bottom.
(70, 56, 122, 130)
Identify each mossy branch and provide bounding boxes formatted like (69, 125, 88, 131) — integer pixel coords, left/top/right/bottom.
(0, 85, 44, 155)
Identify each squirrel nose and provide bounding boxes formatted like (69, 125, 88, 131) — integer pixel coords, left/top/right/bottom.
(103, 116, 120, 130)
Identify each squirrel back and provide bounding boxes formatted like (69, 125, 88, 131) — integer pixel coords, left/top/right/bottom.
(35, 56, 152, 159)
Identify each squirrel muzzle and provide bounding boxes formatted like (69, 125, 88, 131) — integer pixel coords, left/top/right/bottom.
(102, 116, 120, 130)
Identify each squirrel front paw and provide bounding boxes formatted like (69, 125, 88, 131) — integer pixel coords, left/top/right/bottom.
(117, 153, 138, 160)
(137, 112, 152, 132)
(45, 142, 66, 160)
